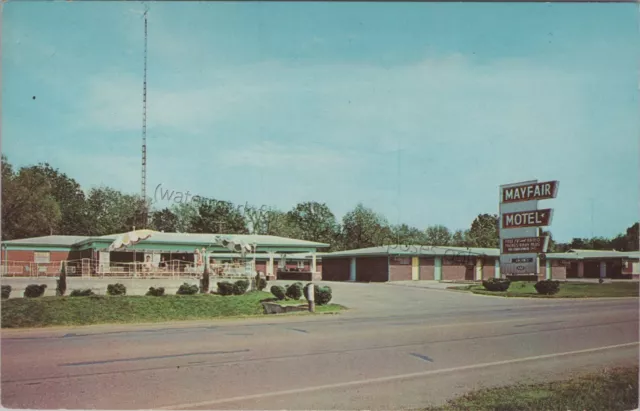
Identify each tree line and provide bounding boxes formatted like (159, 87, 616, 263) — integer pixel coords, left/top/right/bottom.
(1, 157, 637, 252)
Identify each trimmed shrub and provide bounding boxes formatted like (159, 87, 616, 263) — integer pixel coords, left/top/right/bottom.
(534, 280, 561, 295)
(315, 285, 332, 305)
(233, 280, 250, 295)
(70, 289, 96, 297)
(303, 283, 333, 305)
(57, 262, 67, 296)
(24, 284, 47, 298)
(1, 285, 11, 299)
(482, 278, 511, 292)
(146, 287, 165, 297)
(285, 282, 303, 300)
(107, 283, 127, 296)
(271, 285, 286, 300)
(217, 281, 235, 296)
(177, 283, 199, 295)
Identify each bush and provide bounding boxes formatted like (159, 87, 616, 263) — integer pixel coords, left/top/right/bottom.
(1, 285, 11, 299)
(70, 289, 96, 297)
(57, 262, 67, 296)
(315, 285, 332, 305)
(233, 280, 250, 295)
(482, 278, 511, 292)
(285, 282, 303, 300)
(177, 283, 199, 295)
(146, 287, 165, 297)
(303, 283, 333, 305)
(107, 283, 127, 296)
(24, 284, 47, 298)
(271, 285, 286, 300)
(217, 281, 235, 296)
(534, 280, 561, 295)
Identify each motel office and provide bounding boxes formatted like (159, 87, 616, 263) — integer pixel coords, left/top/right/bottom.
(1, 233, 327, 280)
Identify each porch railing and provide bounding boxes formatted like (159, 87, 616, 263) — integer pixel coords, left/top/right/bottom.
(0, 259, 258, 279)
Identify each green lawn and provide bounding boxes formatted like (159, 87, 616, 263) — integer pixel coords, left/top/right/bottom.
(424, 366, 638, 411)
(450, 281, 639, 298)
(1, 291, 344, 328)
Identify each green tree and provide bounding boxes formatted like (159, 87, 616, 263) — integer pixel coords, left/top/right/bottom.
(190, 200, 248, 234)
(85, 187, 146, 235)
(171, 202, 199, 233)
(150, 208, 179, 232)
(391, 224, 428, 245)
(424, 225, 452, 246)
(22, 163, 89, 235)
(286, 202, 339, 245)
(2, 165, 62, 239)
(451, 229, 470, 247)
(341, 203, 391, 249)
(467, 214, 499, 248)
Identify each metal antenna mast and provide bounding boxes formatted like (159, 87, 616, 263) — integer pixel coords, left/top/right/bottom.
(140, 6, 149, 228)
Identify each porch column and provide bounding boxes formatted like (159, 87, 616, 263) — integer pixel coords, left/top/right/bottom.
(268, 254, 274, 279)
(600, 261, 607, 279)
(475, 258, 483, 281)
(494, 259, 500, 279)
(312, 252, 317, 273)
(545, 259, 552, 280)
(434, 257, 442, 281)
(577, 261, 585, 278)
(349, 258, 356, 282)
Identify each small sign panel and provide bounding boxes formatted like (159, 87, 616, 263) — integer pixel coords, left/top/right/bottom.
(502, 236, 549, 254)
(512, 258, 534, 263)
(502, 181, 558, 204)
(502, 209, 552, 229)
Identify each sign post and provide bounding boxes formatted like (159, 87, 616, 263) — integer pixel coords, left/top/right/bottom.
(499, 180, 558, 277)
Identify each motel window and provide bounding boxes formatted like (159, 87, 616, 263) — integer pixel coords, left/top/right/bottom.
(394, 257, 411, 265)
(34, 252, 50, 264)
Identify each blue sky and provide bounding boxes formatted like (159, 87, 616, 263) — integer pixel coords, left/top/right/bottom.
(3, 2, 638, 242)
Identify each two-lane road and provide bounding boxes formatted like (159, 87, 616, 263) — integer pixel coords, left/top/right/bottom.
(2, 282, 638, 409)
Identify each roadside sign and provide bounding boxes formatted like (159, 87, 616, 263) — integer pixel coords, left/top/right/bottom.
(502, 236, 549, 254)
(499, 179, 558, 276)
(502, 209, 553, 229)
(502, 181, 559, 203)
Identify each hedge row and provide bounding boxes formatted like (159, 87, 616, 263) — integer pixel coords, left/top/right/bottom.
(481, 278, 561, 295)
(271, 283, 333, 305)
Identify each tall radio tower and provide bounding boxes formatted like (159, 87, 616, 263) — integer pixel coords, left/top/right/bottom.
(140, 6, 149, 228)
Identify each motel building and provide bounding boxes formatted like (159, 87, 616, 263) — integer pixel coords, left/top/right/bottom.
(0, 233, 327, 281)
(1, 234, 638, 283)
(320, 245, 640, 282)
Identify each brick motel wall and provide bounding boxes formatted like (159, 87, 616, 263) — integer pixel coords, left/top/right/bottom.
(6, 250, 71, 262)
(358, 257, 389, 282)
(255, 261, 267, 275)
(483, 258, 496, 280)
(322, 258, 351, 281)
(419, 258, 435, 280)
(442, 262, 472, 281)
(389, 259, 411, 281)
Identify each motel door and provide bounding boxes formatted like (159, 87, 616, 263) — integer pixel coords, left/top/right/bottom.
(411, 257, 419, 281)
